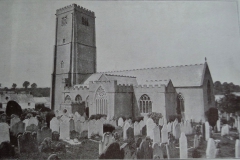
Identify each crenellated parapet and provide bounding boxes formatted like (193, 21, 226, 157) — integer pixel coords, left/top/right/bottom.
(116, 84, 133, 92)
(56, 3, 95, 17)
(64, 84, 89, 91)
(134, 84, 165, 88)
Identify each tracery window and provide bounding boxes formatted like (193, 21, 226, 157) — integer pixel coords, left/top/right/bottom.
(207, 80, 212, 104)
(139, 94, 152, 113)
(65, 95, 71, 103)
(75, 95, 82, 103)
(95, 86, 107, 115)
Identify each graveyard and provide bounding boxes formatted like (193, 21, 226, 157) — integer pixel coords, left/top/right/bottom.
(0, 105, 240, 159)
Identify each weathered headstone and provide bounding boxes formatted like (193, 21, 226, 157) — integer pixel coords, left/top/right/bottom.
(161, 124, 168, 143)
(216, 119, 221, 132)
(136, 138, 153, 159)
(147, 118, 156, 139)
(59, 118, 70, 140)
(175, 123, 181, 139)
(167, 122, 172, 133)
(221, 124, 229, 136)
(179, 132, 188, 159)
(139, 120, 145, 133)
(50, 117, 60, 133)
(23, 119, 29, 130)
(18, 131, 38, 153)
(11, 121, 25, 136)
(126, 127, 134, 141)
(134, 122, 140, 136)
(0, 123, 10, 144)
(37, 127, 52, 143)
(153, 125, 161, 143)
(99, 142, 124, 159)
(205, 122, 210, 141)
(118, 117, 124, 127)
(123, 121, 131, 140)
(10, 117, 20, 130)
(152, 143, 163, 159)
(158, 118, 164, 126)
(99, 132, 115, 154)
(194, 135, 199, 148)
(88, 120, 95, 138)
(26, 124, 38, 133)
(236, 139, 240, 158)
(69, 119, 75, 131)
(206, 138, 217, 158)
(28, 117, 38, 127)
(166, 141, 178, 158)
(120, 142, 136, 159)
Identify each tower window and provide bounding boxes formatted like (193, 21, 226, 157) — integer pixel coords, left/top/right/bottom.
(82, 17, 89, 26)
(61, 61, 64, 68)
(61, 16, 67, 26)
(63, 39, 65, 43)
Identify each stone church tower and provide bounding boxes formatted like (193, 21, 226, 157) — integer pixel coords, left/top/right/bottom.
(51, 4, 96, 110)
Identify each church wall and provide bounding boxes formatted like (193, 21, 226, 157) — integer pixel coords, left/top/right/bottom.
(133, 86, 167, 119)
(114, 92, 133, 119)
(176, 87, 205, 122)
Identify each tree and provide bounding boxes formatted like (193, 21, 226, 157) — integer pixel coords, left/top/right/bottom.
(218, 94, 240, 113)
(222, 82, 230, 94)
(3, 87, 8, 90)
(31, 83, 37, 89)
(214, 81, 222, 94)
(23, 81, 30, 89)
(12, 83, 17, 89)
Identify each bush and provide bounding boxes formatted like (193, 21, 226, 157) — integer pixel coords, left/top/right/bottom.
(205, 107, 218, 128)
(168, 115, 181, 123)
(89, 114, 107, 120)
(147, 112, 163, 124)
(103, 124, 115, 133)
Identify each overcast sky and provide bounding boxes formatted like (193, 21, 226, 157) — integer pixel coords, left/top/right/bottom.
(0, 0, 240, 88)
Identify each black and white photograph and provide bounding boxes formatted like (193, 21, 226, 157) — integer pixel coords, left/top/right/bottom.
(0, 0, 240, 159)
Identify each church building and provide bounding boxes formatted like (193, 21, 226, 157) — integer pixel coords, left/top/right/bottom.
(51, 4, 215, 122)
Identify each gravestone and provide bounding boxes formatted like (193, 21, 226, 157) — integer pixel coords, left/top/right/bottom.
(166, 141, 178, 158)
(23, 119, 29, 130)
(52, 131, 60, 141)
(153, 125, 160, 143)
(118, 117, 124, 127)
(0, 123, 10, 144)
(205, 122, 210, 141)
(136, 138, 153, 159)
(0, 141, 15, 158)
(161, 124, 168, 143)
(167, 122, 172, 133)
(158, 118, 164, 126)
(120, 142, 136, 159)
(143, 116, 148, 125)
(38, 137, 52, 153)
(28, 117, 38, 127)
(236, 139, 240, 158)
(179, 132, 188, 159)
(152, 143, 163, 159)
(69, 119, 75, 131)
(221, 124, 229, 136)
(194, 135, 199, 148)
(99, 132, 115, 154)
(175, 123, 181, 139)
(60, 119, 70, 140)
(50, 117, 60, 132)
(0, 113, 7, 123)
(11, 121, 25, 136)
(126, 127, 134, 141)
(180, 122, 184, 134)
(142, 125, 147, 136)
(26, 124, 38, 133)
(216, 119, 221, 132)
(18, 131, 38, 153)
(206, 138, 217, 158)
(134, 122, 140, 136)
(99, 142, 124, 159)
(123, 121, 131, 140)
(139, 120, 145, 133)
(37, 127, 52, 143)
(10, 117, 20, 130)
(147, 118, 156, 139)
(88, 120, 95, 138)
(95, 120, 102, 135)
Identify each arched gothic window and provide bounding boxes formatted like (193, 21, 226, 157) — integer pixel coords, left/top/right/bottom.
(86, 95, 89, 108)
(207, 80, 212, 104)
(177, 93, 184, 114)
(75, 95, 82, 103)
(139, 94, 152, 113)
(95, 86, 107, 115)
(65, 95, 71, 103)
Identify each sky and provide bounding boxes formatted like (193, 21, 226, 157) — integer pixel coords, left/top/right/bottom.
(0, 0, 240, 88)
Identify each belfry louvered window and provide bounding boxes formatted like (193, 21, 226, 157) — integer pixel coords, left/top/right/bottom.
(139, 94, 152, 113)
(95, 86, 107, 115)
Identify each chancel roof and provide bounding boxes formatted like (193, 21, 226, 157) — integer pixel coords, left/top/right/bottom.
(103, 63, 207, 87)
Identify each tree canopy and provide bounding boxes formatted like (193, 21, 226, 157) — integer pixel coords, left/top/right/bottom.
(31, 83, 37, 89)
(214, 81, 240, 95)
(217, 94, 240, 113)
(12, 83, 17, 89)
(23, 81, 30, 89)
